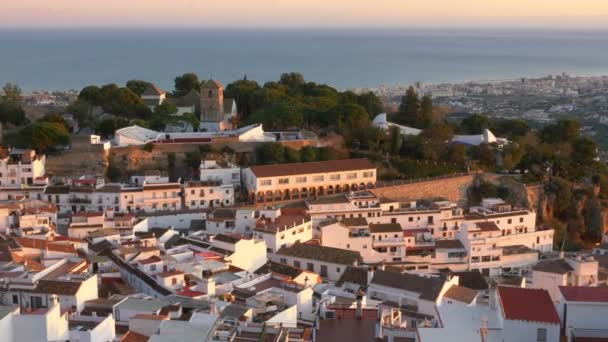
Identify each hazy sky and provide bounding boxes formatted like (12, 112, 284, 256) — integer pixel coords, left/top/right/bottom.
(4, 0, 608, 29)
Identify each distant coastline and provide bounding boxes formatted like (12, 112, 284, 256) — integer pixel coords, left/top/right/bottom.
(1, 28, 608, 91)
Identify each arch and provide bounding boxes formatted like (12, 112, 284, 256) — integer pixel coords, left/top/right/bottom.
(274, 190, 282, 201)
(367, 182, 375, 189)
(328, 185, 335, 194)
(292, 188, 300, 199)
(265, 191, 273, 201)
(318, 186, 324, 196)
(284, 189, 291, 200)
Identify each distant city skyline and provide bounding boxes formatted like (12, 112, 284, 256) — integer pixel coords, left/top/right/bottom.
(3, 0, 608, 29)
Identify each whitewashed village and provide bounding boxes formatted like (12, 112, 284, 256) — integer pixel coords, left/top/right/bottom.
(0, 78, 607, 342)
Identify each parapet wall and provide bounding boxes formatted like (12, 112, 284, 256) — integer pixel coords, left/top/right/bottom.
(371, 173, 479, 203)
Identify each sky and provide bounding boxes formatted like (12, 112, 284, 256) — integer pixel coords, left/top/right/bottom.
(3, 0, 608, 29)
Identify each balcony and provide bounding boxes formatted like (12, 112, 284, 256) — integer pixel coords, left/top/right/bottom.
(373, 239, 404, 247)
(69, 197, 91, 204)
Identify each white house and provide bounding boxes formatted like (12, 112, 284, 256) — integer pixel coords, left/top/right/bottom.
(272, 242, 362, 282)
(557, 286, 608, 341)
(0, 149, 46, 188)
(495, 286, 560, 342)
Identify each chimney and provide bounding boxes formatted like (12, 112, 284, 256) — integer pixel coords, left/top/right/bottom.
(202, 270, 215, 296)
(367, 266, 375, 284)
(355, 290, 364, 320)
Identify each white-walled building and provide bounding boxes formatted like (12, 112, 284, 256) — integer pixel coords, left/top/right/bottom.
(0, 149, 46, 188)
(557, 286, 608, 342)
(272, 242, 362, 282)
(243, 159, 377, 203)
(199, 159, 241, 186)
(253, 207, 312, 253)
(532, 256, 599, 301)
(183, 181, 234, 209)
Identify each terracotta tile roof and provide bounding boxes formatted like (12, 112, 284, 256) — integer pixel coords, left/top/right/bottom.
(176, 288, 206, 298)
(15, 237, 48, 249)
(434, 239, 465, 249)
(34, 279, 83, 295)
(157, 270, 184, 278)
(131, 314, 169, 320)
(533, 259, 574, 275)
(138, 255, 162, 265)
(474, 222, 500, 232)
(46, 242, 77, 254)
(248, 158, 375, 178)
(559, 286, 608, 303)
(369, 223, 402, 233)
(143, 183, 181, 191)
(498, 286, 560, 324)
(121, 331, 149, 342)
(213, 233, 241, 244)
(443, 285, 478, 304)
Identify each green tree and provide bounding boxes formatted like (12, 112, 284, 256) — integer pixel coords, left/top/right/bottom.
(387, 125, 402, 155)
(255, 143, 286, 164)
(419, 95, 434, 128)
(279, 72, 305, 88)
(0, 102, 27, 126)
(174, 73, 200, 97)
(40, 114, 69, 131)
(571, 137, 597, 165)
(248, 101, 303, 130)
(225, 79, 261, 118)
(1, 83, 22, 106)
(78, 85, 103, 106)
(18, 122, 70, 152)
(97, 117, 129, 138)
(65, 99, 93, 128)
(126, 80, 151, 96)
(460, 114, 490, 134)
(356, 92, 384, 117)
(300, 146, 319, 162)
(540, 119, 580, 144)
(284, 147, 301, 163)
(397, 86, 420, 127)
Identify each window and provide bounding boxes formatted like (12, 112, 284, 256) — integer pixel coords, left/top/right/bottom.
(507, 219, 512, 224)
(329, 174, 340, 181)
(347, 172, 357, 180)
(225, 189, 230, 194)
(191, 201, 196, 206)
(232, 173, 239, 180)
(408, 217, 413, 222)
(427, 216, 434, 224)
(320, 265, 328, 277)
(536, 328, 547, 342)
(313, 175, 324, 182)
(520, 217, 524, 223)
(296, 176, 307, 183)
(391, 218, 397, 223)
(307, 263, 314, 272)
(150, 264, 157, 271)
(278, 178, 289, 185)
(363, 171, 374, 178)
(172, 278, 177, 285)
(336, 267, 341, 273)
(191, 190, 195, 195)
(209, 189, 214, 194)
(261, 179, 272, 186)
(280, 258, 287, 264)
(294, 260, 301, 268)
(12, 295, 18, 304)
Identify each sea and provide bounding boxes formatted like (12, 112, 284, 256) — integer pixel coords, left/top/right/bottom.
(1, 28, 608, 91)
